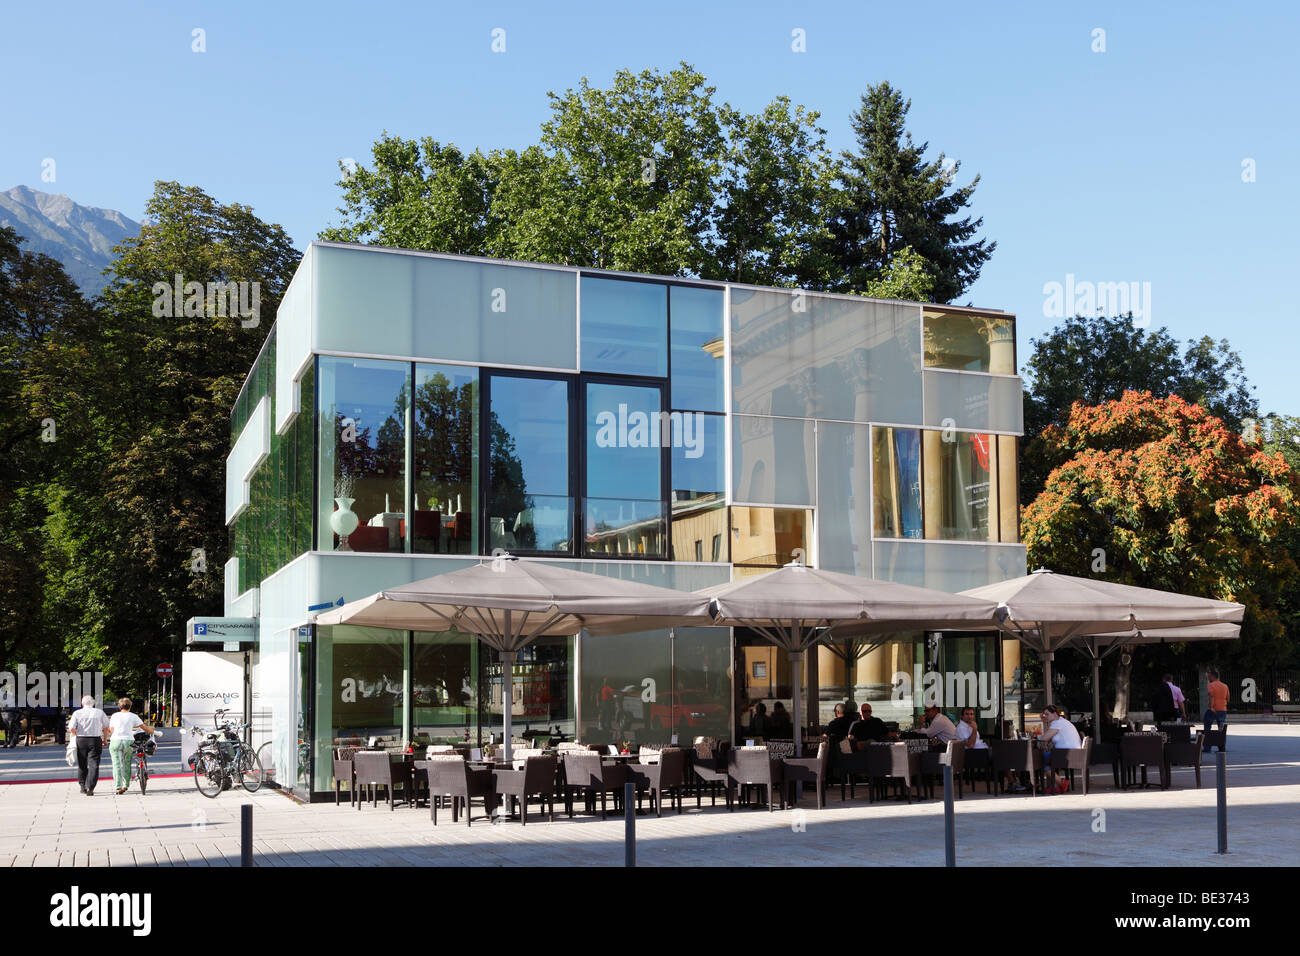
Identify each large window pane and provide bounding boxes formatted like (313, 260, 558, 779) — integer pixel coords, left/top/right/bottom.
(924, 430, 994, 541)
(487, 375, 572, 553)
(584, 381, 665, 557)
(816, 421, 871, 575)
(413, 364, 479, 554)
(318, 357, 409, 553)
(672, 627, 732, 743)
(923, 309, 1016, 374)
(485, 637, 574, 743)
(577, 630, 671, 747)
(731, 507, 812, 577)
(411, 631, 477, 748)
(580, 277, 667, 377)
(315, 625, 407, 747)
(670, 285, 724, 412)
(871, 426, 923, 539)
(732, 415, 815, 506)
(670, 412, 726, 562)
(922, 369, 1023, 433)
(730, 288, 921, 423)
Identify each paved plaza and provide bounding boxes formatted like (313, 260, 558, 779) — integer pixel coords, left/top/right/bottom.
(1, 725, 1297, 867)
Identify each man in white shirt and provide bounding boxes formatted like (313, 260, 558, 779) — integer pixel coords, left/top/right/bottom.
(67, 695, 110, 796)
(1039, 705, 1082, 791)
(920, 705, 959, 743)
(956, 707, 989, 749)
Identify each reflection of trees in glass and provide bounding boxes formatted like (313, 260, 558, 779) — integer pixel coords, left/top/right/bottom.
(487, 409, 532, 548)
(413, 374, 475, 501)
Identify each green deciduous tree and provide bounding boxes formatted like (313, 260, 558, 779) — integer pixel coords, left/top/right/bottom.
(1022, 391, 1299, 713)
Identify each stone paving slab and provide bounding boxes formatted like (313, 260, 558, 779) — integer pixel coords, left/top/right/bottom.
(1, 725, 1297, 866)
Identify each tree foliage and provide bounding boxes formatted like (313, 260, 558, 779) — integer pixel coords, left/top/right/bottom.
(1023, 391, 1299, 676)
(324, 66, 991, 301)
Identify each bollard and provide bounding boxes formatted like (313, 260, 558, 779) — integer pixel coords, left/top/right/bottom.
(943, 763, 955, 867)
(624, 782, 636, 867)
(241, 803, 253, 867)
(1215, 751, 1227, 854)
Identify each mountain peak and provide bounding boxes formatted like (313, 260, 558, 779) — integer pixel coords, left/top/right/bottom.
(0, 186, 142, 296)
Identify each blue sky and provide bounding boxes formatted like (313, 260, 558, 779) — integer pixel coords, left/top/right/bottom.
(3, 0, 1296, 414)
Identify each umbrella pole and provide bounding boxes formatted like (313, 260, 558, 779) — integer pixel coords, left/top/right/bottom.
(789, 650, 804, 758)
(1041, 650, 1054, 708)
(1092, 653, 1102, 740)
(501, 650, 516, 763)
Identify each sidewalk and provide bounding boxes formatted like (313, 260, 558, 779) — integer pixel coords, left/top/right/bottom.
(1, 725, 1297, 867)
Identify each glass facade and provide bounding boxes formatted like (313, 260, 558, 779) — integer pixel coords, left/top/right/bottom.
(227, 246, 1027, 796)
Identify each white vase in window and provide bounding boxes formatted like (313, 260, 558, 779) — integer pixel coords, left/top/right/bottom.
(331, 497, 359, 550)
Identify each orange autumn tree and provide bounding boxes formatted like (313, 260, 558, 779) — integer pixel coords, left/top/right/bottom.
(1022, 391, 1300, 714)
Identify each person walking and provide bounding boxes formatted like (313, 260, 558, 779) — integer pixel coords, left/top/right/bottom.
(107, 698, 153, 794)
(68, 695, 110, 796)
(1203, 670, 1230, 751)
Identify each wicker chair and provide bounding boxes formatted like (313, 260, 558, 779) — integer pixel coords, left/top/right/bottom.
(561, 751, 626, 820)
(920, 741, 965, 800)
(866, 742, 919, 803)
(353, 751, 406, 811)
(494, 755, 557, 825)
(332, 746, 363, 807)
(782, 741, 830, 809)
(1165, 731, 1205, 788)
(834, 738, 871, 800)
(1049, 736, 1092, 795)
(691, 737, 731, 808)
(1121, 733, 1169, 789)
(727, 746, 784, 812)
(425, 755, 497, 826)
(990, 739, 1042, 796)
(627, 748, 686, 816)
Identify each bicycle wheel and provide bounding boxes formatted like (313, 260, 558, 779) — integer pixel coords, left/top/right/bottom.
(138, 759, 149, 795)
(256, 741, 275, 785)
(238, 748, 264, 792)
(193, 752, 224, 798)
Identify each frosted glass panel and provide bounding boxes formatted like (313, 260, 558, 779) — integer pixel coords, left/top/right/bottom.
(275, 247, 313, 435)
(732, 415, 815, 506)
(580, 277, 667, 377)
(872, 540, 1026, 592)
(923, 370, 1023, 433)
(313, 244, 577, 370)
(730, 288, 921, 423)
(816, 421, 871, 576)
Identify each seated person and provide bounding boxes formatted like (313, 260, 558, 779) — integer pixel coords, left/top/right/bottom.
(919, 705, 959, 744)
(748, 702, 769, 739)
(1151, 678, 1177, 724)
(847, 703, 889, 749)
(767, 701, 793, 738)
(956, 707, 988, 749)
(1039, 705, 1082, 790)
(823, 703, 855, 749)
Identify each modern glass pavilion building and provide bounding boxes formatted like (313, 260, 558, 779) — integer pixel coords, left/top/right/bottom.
(226, 241, 1026, 799)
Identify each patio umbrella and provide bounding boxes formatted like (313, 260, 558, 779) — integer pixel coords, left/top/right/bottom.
(1072, 622, 1240, 739)
(959, 569, 1244, 709)
(699, 562, 1001, 755)
(316, 554, 714, 759)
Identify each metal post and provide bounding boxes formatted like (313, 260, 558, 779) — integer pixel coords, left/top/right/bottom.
(501, 649, 516, 763)
(241, 804, 253, 867)
(943, 763, 956, 867)
(1041, 649, 1054, 708)
(1092, 654, 1102, 740)
(1215, 751, 1227, 854)
(624, 781, 636, 867)
(790, 650, 803, 757)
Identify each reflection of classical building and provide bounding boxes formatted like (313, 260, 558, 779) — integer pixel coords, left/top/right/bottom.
(226, 243, 1026, 800)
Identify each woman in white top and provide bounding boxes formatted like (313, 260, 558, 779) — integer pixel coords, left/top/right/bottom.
(107, 698, 153, 794)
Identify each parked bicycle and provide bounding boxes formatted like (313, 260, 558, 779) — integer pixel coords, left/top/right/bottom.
(131, 729, 163, 794)
(187, 708, 264, 798)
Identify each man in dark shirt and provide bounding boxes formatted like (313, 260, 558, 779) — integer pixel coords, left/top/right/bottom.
(847, 703, 888, 749)
(824, 703, 855, 748)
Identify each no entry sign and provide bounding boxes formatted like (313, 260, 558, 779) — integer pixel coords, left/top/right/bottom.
(156, 663, 174, 677)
